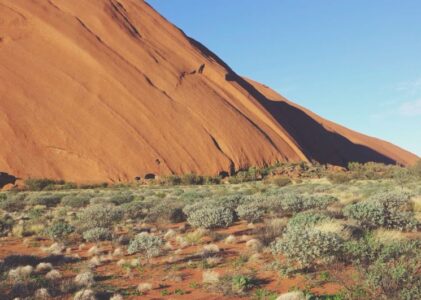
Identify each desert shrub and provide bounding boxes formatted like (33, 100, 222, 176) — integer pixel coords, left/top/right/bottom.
(348, 162, 397, 180)
(302, 195, 338, 210)
(27, 206, 46, 220)
(162, 175, 182, 185)
(203, 176, 222, 185)
(28, 194, 62, 207)
(327, 172, 352, 184)
(344, 234, 420, 267)
(365, 256, 421, 300)
(0, 194, 27, 212)
(236, 202, 265, 223)
(180, 174, 205, 185)
(278, 193, 304, 213)
(121, 201, 147, 220)
(83, 227, 112, 242)
(342, 232, 421, 299)
(272, 177, 292, 187)
(0, 215, 14, 237)
(127, 233, 164, 258)
(343, 191, 418, 231)
(253, 218, 287, 245)
(411, 160, 421, 178)
(273, 193, 337, 215)
(218, 195, 247, 211)
(78, 182, 108, 189)
(108, 192, 134, 205)
(187, 206, 234, 229)
(61, 194, 91, 208)
(183, 202, 215, 216)
(213, 273, 258, 296)
(76, 204, 123, 231)
(24, 178, 65, 191)
(145, 202, 186, 223)
(286, 211, 331, 231)
(45, 220, 75, 241)
(272, 228, 343, 269)
(267, 193, 303, 214)
(265, 176, 292, 187)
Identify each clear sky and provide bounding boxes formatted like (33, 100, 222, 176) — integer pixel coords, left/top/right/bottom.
(148, 0, 421, 156)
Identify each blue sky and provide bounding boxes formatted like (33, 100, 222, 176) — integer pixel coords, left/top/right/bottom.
(148, 0, 421, 156)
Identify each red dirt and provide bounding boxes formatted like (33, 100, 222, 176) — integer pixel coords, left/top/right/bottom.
(0, 0, 418, 184)
(0, 222, 347, 299)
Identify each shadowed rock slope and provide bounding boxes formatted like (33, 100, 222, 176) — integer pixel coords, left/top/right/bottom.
(0, 0, 418, 183)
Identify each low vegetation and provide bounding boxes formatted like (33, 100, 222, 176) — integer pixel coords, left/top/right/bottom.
(0, 161, 420, 299)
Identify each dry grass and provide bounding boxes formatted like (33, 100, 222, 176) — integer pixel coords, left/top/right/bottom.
(373, 229, 408, 244)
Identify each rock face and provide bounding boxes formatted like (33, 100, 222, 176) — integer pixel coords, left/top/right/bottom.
(0, 0, 418, 183)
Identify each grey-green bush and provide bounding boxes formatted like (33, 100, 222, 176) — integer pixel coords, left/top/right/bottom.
(272, 228, 343, 269)
(83, 227, 112, 242)
(145, 202, 186, 223)
(61, 194, 90, 208)
(76, 204, 123, 231)
(0, 194, 27, 212)
(121, 201, 147, 220)
(28, 194, 63, 207)
(365, 255, 421, 299)
(127, 233, 164, 258)
(236, 202, 265, 223)
(286, 211, 331, 231)
(45, 220, 75, 241)
(343, 191, 418, 231)
(187, 206, 234, 229)
(0, 215, 13, 237)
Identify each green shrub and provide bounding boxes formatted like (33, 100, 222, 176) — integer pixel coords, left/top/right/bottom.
(203, 176, 222, 185)
(145, 202, 186, 223)
(162, 175, 182, 185)
(327, 172, 352, 184)
(180, 174, 205, 185)
(272, 228, 343, 269)
(83, 227, 112, 242)
(0, 215, 13, 237)
(61, 194, 91, 208)
(28, 194, 62, 207)
(108, 192, 134, 205)
(343, 191, 418, 231)
(343, 233, 420, 299)
(411, 160, 421, 178)
(231, 274, 256, 294)
(302, 195, 338, 210)
(365, 256, 421, 299)
(286, 211, 331, 230)
(76, 204, 123, 231)
(127, 233, 164, 258)
(24, 178, 65, 191)
(279, 193, 304, 213)
(274, 193, 337, 214)
(121, 201, 147, 220)
(45, 220, 75, 241)
(215, 273, 258, 296)
(236, 202, 265, 223)
(187, 207, 234, 229)
(0, 194, 27, 212)
(217, 195, 247, 211)
(344, 234, 420, 267)
(27, 206, 46, 220)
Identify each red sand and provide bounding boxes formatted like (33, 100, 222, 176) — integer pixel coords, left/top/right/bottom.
(0, 0, 418, 183)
